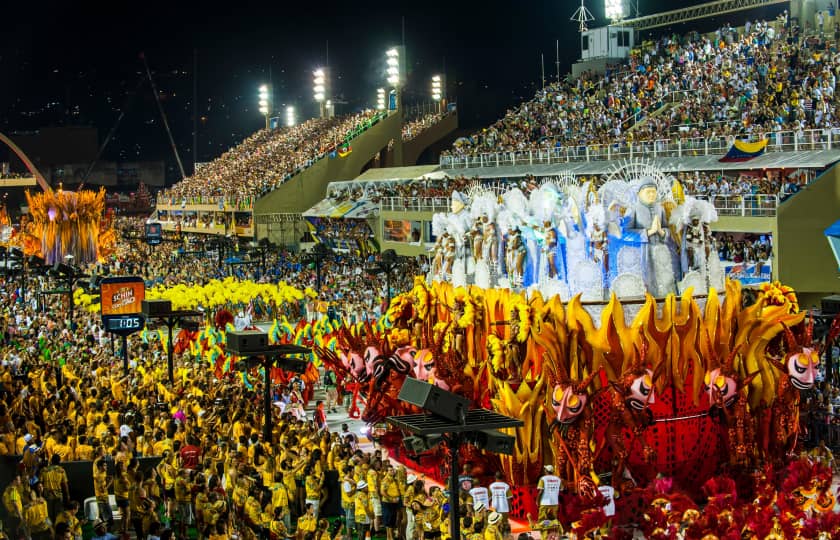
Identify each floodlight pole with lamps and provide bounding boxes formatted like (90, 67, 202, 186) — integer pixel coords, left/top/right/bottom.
(313, 69, 327, 118)
(259, 84, 271, 129)
(385, 47, 403, 113)
(432, 74, 444, 113)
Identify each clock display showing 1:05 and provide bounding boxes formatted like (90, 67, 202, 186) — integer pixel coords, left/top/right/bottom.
(103, 315, 144, 334)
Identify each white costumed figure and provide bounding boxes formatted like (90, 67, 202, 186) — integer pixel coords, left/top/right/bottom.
(470, 191, 499, 289)
(448, 191, 471, 288)
(670, 196, 724, 293)
(624, 178, 677, 297)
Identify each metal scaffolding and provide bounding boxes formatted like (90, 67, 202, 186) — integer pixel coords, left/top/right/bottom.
(620, 0, 789, 31)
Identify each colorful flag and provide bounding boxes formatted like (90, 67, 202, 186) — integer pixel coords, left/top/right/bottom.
(719, 139, 768, 162)
(338, 143, 352, 158)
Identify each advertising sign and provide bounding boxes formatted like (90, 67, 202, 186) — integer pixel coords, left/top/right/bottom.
(101, 276, 146, 316)
(145, 222, 162, 245)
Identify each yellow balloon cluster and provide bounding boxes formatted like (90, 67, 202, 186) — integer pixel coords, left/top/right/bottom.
(74, 288, 100, 313)
(145, 278, 306, 311)
(74, 278, 309, 314)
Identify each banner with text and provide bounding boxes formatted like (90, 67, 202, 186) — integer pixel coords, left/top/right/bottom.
(100, 277, 146, 315)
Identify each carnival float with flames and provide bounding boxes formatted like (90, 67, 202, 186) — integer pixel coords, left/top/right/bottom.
(2, 187, 117, 264)
(316, 162, 840, 538)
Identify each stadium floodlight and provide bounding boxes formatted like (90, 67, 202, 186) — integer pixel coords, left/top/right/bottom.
(313, 69, 326, 103)
(605, 0, 624, 21)
(432, 74, 443, 102)
(285, 106, 296, 127)
(376, 88, 386, 110)
(385, 48, 401, 88)
(258, 84, 271, 128)
(313, 68, 329, 117)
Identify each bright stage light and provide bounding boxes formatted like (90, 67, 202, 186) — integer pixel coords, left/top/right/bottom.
(605, 0, 624, 21)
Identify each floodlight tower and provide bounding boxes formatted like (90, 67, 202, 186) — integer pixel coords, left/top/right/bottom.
(571, 0, 595, 32)
(376, 88, 386, 111)
(258, 84, 271, 129)
(313, 68, 329, 118)
(431, 74, 444, 112)
(286, 106, 296, 127)
(385, 47, 404, 112)
(605, 0, 625, 22)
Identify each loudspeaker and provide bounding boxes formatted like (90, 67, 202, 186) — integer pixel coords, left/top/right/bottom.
(142, 299, 172, 317)
(472, 429, 515, 455)
(398, 377, 470, 423)
(228, 331, 269, 355)
(823, 295, 840, 316)
(277, 358, 308, 374)
(404, 434, 442, 453)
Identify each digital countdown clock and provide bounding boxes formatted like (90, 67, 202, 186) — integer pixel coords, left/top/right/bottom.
(100, 276, 146, 337)
(104, 314, 144, 334)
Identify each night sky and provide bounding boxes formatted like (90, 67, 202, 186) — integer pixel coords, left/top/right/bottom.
(1, 0, 785, 174)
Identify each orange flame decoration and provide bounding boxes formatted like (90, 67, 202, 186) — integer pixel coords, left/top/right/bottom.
(393, 279, 803, 486)
(23, 188, 116, 264)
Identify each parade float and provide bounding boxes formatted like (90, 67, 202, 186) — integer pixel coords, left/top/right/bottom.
(315, 162, 840, 537)
(17, 187, 116, 264)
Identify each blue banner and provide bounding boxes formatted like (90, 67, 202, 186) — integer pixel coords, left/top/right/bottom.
(723, 263, 771, 285)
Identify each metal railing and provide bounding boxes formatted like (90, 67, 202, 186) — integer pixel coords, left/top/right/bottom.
(379, 197, 450, 213)
(440, 128, 840, 170)
(696, 194, 779, 217)
(363, 193, 781, 217)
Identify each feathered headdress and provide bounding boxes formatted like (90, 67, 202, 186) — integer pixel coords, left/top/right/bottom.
(669, 196, 718, 227)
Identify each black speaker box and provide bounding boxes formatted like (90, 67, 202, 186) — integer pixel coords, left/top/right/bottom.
(473, 429, 515, 455)
(398, 377, 470, 423)
(141, 299, 172, 317)
(823, 295, 840, 316)
(228, 330, 269, 355)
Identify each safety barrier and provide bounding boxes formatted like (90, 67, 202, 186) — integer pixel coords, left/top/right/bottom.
(375, 193, 780, 216)
(380, 196, 450, 213)
(697, 194, 779, 217)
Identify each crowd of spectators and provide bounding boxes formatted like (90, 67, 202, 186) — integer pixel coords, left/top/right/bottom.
(401, 112, 446, 142)
(0, 292, 448, 540)
(159, 111, 383, 208)
(444, 13, 840, 159)
(325, 177, 474, 206)
(0, 172, 27, 180)
(306, 219, 375, 254)
(713, 232, 773, 263)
